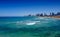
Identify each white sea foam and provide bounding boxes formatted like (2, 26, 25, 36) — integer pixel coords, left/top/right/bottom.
(26, 22, 36, 25)
(26, 21, 40, 25)
(35, 17, 44, 19)
(40, 17, 44, 19)
(6, 20, 40, 26)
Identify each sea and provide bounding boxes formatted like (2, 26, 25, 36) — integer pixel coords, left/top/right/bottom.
(0, 16, 60, 37)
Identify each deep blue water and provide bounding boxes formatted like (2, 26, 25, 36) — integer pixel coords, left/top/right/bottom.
(0, 16, 60, 37)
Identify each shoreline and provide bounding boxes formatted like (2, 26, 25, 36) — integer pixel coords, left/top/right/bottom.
(38, 16, 60, 19)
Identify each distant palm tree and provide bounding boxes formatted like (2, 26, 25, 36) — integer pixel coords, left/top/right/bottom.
(50, 13, 52, 16)
(28, 14, 31, 16)
(36, 14, 40, 16)
(44, 13, 47, 16)
(40, 13, 43, 16)
(51, 12, 55, 16)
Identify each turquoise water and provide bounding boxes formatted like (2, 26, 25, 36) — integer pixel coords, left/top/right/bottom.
(0, 16, 60, 37)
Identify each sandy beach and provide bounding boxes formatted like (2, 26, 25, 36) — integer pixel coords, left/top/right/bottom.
(51, 16, 60, 18)
(38, 16, 60, 20)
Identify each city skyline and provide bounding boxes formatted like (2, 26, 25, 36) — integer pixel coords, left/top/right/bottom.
(0, 0, 60, 16)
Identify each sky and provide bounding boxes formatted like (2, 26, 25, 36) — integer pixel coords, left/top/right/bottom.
(0, 0, 60, 16)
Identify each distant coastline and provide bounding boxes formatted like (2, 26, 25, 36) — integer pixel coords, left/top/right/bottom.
(28, 12, 60, 19)
(38, 16, 60, 19)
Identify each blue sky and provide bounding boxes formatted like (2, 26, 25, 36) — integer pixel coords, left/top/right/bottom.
(0, 0, 60, 16)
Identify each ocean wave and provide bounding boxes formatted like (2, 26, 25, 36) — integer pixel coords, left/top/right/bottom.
(3, 20, 40, 25)
(35, 17, 44, 20)
(26, 22, 36, 25)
